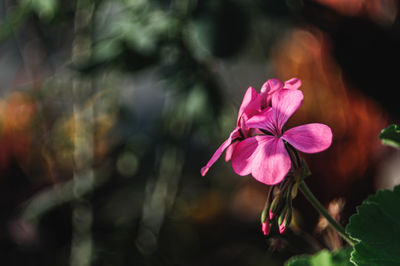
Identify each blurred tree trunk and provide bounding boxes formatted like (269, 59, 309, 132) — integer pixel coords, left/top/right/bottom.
(71, 1, 95, 266)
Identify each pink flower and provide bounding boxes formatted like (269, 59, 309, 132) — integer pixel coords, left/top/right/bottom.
(231, 89, 332, 185)
(200, 78, 302, 177)
(200, 86, 259, 176)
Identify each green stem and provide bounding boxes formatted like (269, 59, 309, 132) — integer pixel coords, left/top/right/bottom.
(298, 180, 356, 246)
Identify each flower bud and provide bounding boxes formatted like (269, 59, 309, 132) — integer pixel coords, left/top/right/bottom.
(278, 222, 286, 234)
(278, 206, 292, 234)
(261, 203, 269, 224)
(269, 195, 283, 220)
(262, 220, 271, 235)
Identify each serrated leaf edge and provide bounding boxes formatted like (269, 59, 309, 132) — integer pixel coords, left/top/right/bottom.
(346, 185, 400, 266)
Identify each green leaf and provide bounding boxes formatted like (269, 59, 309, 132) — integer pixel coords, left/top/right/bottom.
(346, 185, 400, 265)
(378, 124, 400, 149)
(285, 249, 353, 266)
(20, 0, 57, 20)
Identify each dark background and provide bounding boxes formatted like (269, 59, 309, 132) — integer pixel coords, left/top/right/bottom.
(0, 0, 399, 265)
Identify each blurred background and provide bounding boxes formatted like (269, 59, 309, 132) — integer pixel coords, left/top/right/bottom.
(0, 0, 399, 265)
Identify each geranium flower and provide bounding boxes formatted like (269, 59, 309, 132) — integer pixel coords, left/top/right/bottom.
(200, 86, 259, 176)
(201, 78, 302, 176)
(231, 89, 332, 185)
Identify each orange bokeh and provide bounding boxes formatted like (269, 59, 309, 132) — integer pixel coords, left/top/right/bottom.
(271, 28, 387, 197)
(0, 92, 36, 170)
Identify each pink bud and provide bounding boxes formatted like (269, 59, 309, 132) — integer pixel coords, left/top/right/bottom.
(262, 222, 271, 235)
(269, 210, 274, 220)
(279, 222, 286, 234)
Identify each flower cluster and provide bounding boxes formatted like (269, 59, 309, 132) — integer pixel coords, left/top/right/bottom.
(260, 175, 298, 235)
(201, 78, 332, 185)
(201, 78, 333, 234)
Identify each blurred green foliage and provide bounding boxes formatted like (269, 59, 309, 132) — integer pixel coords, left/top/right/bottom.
(379, 124, 400, 149)
(285, 248, 352, 266)
(0, 0, 335, 266)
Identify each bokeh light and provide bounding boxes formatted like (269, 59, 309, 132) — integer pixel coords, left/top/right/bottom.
(0, 1, 399, 265)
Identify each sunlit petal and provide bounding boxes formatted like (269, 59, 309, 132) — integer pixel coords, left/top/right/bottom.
(245, 107, 275, 134)
(282, 123, 333, 153)
(251, 136, 291, 185)
(237, 86, 259, 123)
(272, 89, 304, 132)
(231, 136, 260, 176)
(201, 128, 240, 176)
(225, 141, 238, 162)
(283, 77, 302, 90)
(232, 136, 291, 185)
(260, 78, 284, 94)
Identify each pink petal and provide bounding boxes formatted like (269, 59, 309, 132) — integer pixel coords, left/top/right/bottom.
(237, 87, 259, 123)
(231, 136, 291, 185)
(201, 128, 240, 176)
(269, 210, 275, 220)
(283, 78, 302, 90)
(251, 137, 291, 185)
(258, 93, 271, 109)
(230, 136, 260, 176)
(225, 141, 238, 162)
(271, 89, 304, 133)
(245, 107, 276, 134)
(279, 222, 287, 234)
(260, 78, 283, 94)
(238, 114, 251, 138)
(262, 221, 271, 235)
(282, 123, 333, 153)
(259, 79, 284, 108)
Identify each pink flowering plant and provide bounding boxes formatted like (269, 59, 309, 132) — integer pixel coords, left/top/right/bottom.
(201, 78, 303, 177)
(201, 78, 356, 244)
(202, 78, 400, 264)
